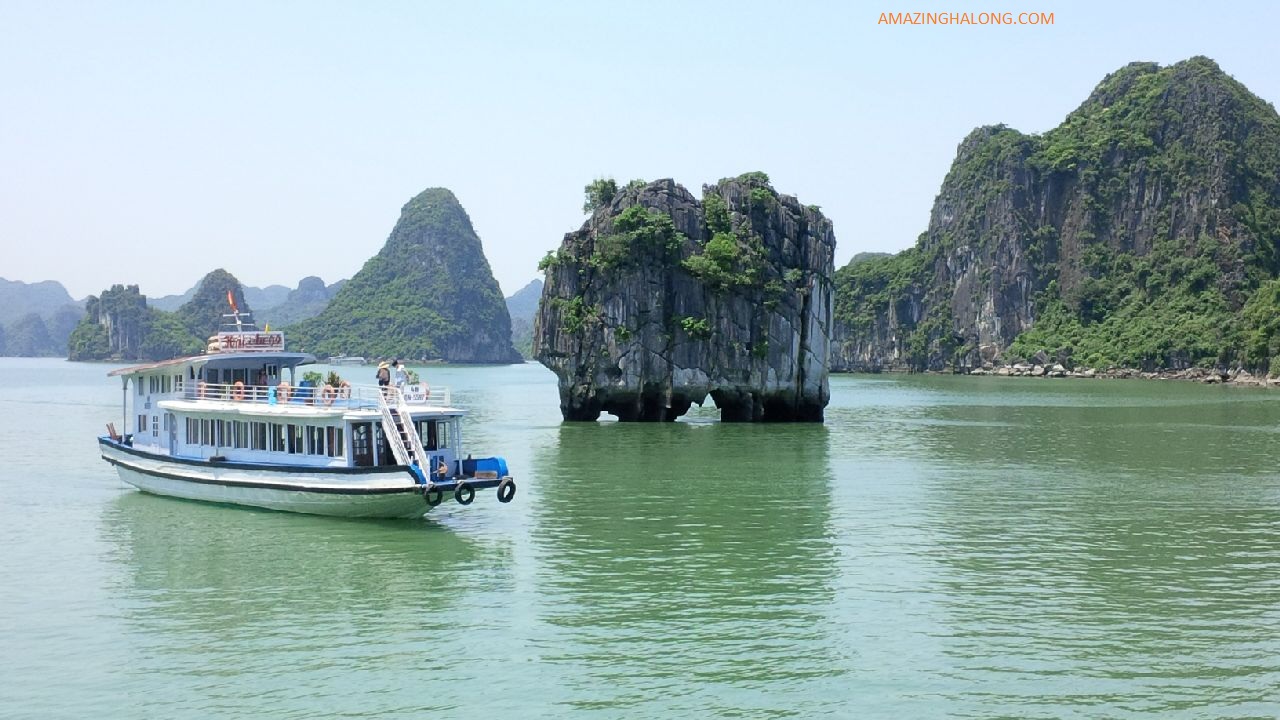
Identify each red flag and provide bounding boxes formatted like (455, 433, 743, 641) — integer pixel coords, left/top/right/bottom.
(226, 289, 238, 314)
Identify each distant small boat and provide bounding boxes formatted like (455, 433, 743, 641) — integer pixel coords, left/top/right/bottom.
(97, 307, 515, 518)
(330, 355, 366, 366)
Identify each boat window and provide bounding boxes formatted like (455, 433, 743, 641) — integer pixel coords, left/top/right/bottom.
(326, 427, 343, 458)
(270, 423, 285, 452)
(307, 426, 324, 455)
(374, 425, 394, 466)
(415, 420, 438, 450)
(137, 413, 146, 434)
(436, 420, 451, 450)
(352, 423, 373, 467)
(152, 416, 158, 437)
(251, 422, 267, 451)
(287, 424, 303, 454)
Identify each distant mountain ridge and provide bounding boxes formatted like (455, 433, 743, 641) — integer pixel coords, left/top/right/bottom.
(0, 277, 85, 356)
(150, 281, 318, 314)
(0, 278, 79, 324)
(256, 277, 344, 327)
(505, 278, 542, 358)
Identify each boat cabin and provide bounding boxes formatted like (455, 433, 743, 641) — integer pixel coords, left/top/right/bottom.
(108, 330, 462, 476)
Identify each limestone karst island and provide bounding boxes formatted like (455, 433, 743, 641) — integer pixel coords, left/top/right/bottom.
(534, 174, 835, 422)
(7, 0, 1280, 711)
(31, 56, 1276, 422)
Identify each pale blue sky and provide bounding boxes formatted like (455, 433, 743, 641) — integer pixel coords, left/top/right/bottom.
(2, 1, 1278, 300)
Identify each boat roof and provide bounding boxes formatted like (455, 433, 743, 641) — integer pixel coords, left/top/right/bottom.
(157, 398, 464, 419)
(108, 352, 315, 377)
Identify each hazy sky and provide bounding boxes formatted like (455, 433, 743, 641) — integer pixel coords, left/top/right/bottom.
(2, 1, 1278, 300)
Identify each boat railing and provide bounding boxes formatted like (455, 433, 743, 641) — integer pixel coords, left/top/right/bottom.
(176, 380, 452, 409)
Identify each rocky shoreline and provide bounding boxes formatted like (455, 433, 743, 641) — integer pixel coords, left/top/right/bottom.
(964, 363, 1275, 387)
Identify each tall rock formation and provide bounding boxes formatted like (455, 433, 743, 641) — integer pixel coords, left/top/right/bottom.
(68, 284, 203, 361)
(288, 188, 522, 363)
(833, 57, 1280, 372)
(534, 174, 835, 422)
(177, 269, 252, 339)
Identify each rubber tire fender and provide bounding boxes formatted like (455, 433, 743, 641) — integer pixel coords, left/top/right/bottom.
(454, 482, 475, 506)
(496, 477, 516, 503)
(424, 487, 443, 507)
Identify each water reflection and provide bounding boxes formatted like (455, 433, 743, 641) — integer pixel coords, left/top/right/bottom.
(893, 378, 1280, 716)
(529, 422, 841, 715)
(98, 492, 518, 717)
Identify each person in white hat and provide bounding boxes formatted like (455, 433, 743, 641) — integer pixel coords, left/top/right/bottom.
(376, 361, 391, 389)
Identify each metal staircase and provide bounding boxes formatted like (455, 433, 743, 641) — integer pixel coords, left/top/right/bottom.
(376, 387, 432, 484)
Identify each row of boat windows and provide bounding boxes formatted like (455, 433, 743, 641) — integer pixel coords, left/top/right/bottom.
(184, 418, 345, 458)
(141, 375, 181, 395)
(136, 367, 283, 396)
(132, 412, 456, 465)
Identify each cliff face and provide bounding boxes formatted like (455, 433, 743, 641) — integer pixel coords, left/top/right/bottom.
(177, 269, 252, 338)
(534, 175, 835, 421)
(833, 57, 1280, 372)
(68, 284, 203, 361)
(288, 188, 522, 363)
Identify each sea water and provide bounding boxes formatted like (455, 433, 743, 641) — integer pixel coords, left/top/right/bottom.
(1, 358, 1277, 718)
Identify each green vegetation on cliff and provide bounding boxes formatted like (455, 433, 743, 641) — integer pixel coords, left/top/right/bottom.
(534, 174, 835, 422)
(177, 269, 252, 339)
(834, 57, 1280, 372)
(68, 284, 203, 361)
(287, 188, 521, 363)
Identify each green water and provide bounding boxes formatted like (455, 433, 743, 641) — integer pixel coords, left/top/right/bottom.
(1, 358, 1278, 718)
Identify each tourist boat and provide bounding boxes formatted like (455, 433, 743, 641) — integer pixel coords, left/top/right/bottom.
(329, 355, 366, 366)
(97, 309, 515, 518)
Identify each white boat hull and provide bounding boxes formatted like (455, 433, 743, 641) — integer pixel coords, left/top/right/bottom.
(101, 442, 431, 519)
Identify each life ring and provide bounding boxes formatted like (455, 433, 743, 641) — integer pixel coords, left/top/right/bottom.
(320, 384, 337, 406)
(231, 381, 245, 401)
(277, 382, 290, 403)
(197, 380, 208, 399)
(497, 477, 516, 503)
(454, 482, 475, 505)
(424, 488, 443, 507)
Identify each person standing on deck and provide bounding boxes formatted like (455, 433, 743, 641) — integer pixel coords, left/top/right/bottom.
(393, 359, 408, 390)
(376, 361, 391, 391)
